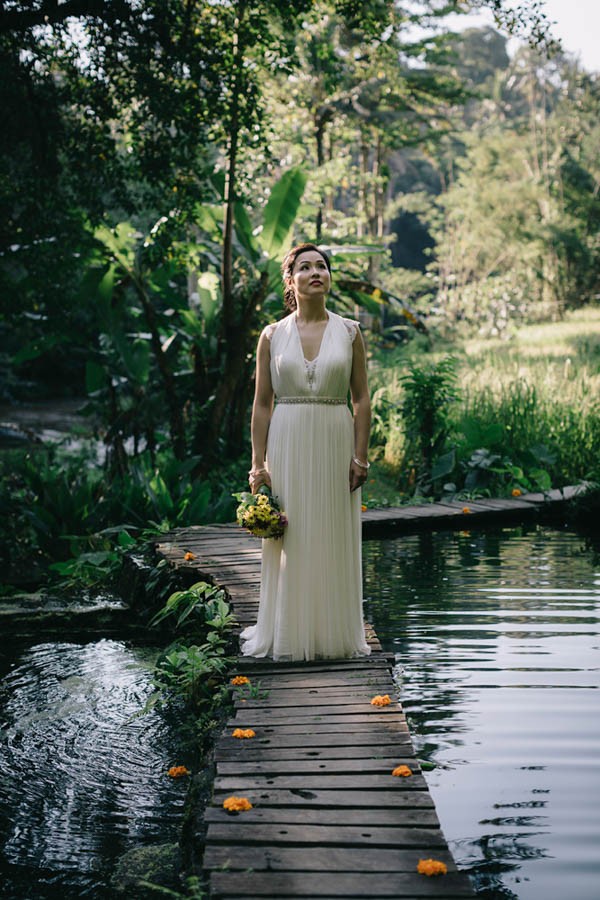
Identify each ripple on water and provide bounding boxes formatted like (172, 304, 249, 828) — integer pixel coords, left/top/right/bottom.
(0, 639, 187, 896)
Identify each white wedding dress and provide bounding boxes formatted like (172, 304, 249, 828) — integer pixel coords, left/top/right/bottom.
(240, 310, 371, 661)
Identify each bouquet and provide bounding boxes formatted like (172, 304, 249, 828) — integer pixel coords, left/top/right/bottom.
(233, 485, 287, 539)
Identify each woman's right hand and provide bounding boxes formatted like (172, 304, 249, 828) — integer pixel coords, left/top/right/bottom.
(248, 469, 272, 495)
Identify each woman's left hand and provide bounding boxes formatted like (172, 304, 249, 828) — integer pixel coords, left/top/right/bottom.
(349, 459, 368, 493)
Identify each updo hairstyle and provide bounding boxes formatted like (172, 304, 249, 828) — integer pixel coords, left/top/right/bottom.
(281, 243, 332, 312)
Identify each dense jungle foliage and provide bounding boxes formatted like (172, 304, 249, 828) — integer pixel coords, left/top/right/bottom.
(1, 0, 598, 587)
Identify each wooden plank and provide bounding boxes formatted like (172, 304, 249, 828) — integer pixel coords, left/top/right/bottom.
(233, 692, 398, 709)
(206, 822, 445, 848)
(237, 678, 392, 692)
(204, 844, 455, 873)
(226, 705, 403, 722)
(226, 716, 405, 730)
(214, 774, 428, 791)
(223, 721, 409, 735)
(216, 733, 410, 752)
(209, 870, 474, 898)
(216, 758, 417, 776)
(205, 806, 440, 827)
(215, 743, 413, 761)
(212, 788, 434, 809)
(234, 657, 392, 671)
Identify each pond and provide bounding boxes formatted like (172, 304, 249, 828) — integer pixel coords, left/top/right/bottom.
(0, 638, 189, 899)
(363, 524, 600, 900)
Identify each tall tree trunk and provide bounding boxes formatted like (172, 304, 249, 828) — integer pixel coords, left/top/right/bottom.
(203, 271, 269, 466)
(133, 279, 186, 460)
(314, 110, 327, 241)
(221, 2, 246, 334)
(358, 130, 369, 240)
(205, 1, 247, 454)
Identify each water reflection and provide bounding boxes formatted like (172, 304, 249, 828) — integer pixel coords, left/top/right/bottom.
(0, 639, 187, 898)
(363, 525, 600, 900)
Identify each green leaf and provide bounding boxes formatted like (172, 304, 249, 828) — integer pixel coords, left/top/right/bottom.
(148, 473, 175, 515)
(85, 361, 107, 394)
(179, 309, 204, 338)
(197, 272, 221, 326)
(259, 167, 307, 257)
(12, 334, 62, 365)
(529, 443, 557, 466)
(97, 264, 117, 303)
(117, 530, 137, 548)
(234, 201, 259, 261)
(530, 467, 552, 490)
(431, 448, 456, 480)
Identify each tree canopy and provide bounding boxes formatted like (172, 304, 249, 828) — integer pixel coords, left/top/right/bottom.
(2, 0, 596, 464)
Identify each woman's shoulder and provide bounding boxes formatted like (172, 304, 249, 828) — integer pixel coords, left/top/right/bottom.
(262, 314, 294, 342)
(338, 315, 361, 342)
(262, 322, 278, 342)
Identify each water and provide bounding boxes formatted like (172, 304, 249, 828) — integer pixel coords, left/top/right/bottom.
(0, 639, 189, 898)
(0, 399, 89, 447)
(363, 525, 600, 900)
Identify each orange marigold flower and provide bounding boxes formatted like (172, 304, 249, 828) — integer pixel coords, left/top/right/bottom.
(223, 795, 253, 812)
(232, 728, 256, 739)
(370, 694, 392, 707)
(231, 675, 250, 686)
(392, 765, 412, 777)
(361, 504, 367, 512)
(167, 765, 190, 778)
(462, 506, 472, 514)
(183, 551, 196, 561)
(417, 858, 448, 877)
(511, 488, 522, 497)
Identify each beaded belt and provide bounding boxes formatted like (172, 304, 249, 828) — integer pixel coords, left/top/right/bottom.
(277, 397, 346, 405)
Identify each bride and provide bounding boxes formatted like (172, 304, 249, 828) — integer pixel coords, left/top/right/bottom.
(241, 243, 372, 661)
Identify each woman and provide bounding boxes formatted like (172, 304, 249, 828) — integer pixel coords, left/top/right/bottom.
(241, 243, 372, 661)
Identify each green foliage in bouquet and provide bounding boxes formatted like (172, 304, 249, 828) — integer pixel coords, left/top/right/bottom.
(233, 485, 287, 539)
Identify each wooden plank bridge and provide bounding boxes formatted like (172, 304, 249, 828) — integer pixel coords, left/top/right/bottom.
(157, 488, 586, 898)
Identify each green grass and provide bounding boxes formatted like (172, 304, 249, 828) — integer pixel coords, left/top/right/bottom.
(364, 306, 600, 505)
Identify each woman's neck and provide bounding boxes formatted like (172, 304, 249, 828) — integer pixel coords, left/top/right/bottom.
(295, 299, 328, 323)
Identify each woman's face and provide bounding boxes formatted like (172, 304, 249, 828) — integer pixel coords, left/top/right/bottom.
(291, 250, 331, 301)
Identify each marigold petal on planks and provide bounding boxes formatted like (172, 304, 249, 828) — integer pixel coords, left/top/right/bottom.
(512, 488, 522, 497)
(167, 765, 190, 778)
(417, 858, 448, 876)
(183, 551, 196, 560)
(462, 507, 472, 514)
(232, 728, 256, 739)
(392, 765, 412, 777)
(231, 675, 250, 685)
(223, 796, 253, 812)
(370, 694, 391, 707)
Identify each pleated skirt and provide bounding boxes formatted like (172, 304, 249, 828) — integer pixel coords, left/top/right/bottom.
(240, 402, 371, 661)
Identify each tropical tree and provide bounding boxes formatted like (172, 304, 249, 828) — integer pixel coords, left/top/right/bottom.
(427, 49, 600, 333)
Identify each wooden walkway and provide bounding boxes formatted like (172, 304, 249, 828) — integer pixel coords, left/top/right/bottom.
(156, 489, 587, 898)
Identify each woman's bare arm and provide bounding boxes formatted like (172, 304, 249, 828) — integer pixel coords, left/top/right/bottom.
(249, 328, 274, 492)
(349, 327, 371, 492)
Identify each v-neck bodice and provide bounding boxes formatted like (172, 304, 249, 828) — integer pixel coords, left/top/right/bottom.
(269, 311, 355, 400)
(293, 312, 330, 363)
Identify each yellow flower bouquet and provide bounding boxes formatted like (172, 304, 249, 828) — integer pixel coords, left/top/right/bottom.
(233, 485, 287, 539)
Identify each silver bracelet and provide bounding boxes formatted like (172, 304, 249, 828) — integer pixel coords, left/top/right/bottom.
(352, 456, 370, 470)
